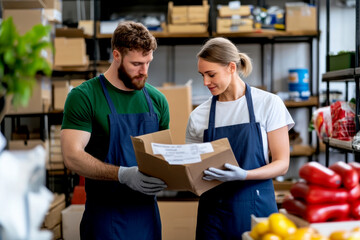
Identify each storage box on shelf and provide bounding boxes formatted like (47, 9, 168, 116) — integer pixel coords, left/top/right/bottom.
(329, 52, 356, 71)
(54, 28, 89, 68)
(285, 3, 317, 32)
(216, 4, 253, 34)
(166, 1, 209, 34)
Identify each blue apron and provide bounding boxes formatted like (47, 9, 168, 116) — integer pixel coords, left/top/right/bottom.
(196, 83, 278, 240)
(80, 74, 161, 240)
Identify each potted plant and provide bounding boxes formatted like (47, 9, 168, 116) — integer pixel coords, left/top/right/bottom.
(0, 17, 52, 121)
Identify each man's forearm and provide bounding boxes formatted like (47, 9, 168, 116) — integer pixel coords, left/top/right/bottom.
(64, 150, 119, 181)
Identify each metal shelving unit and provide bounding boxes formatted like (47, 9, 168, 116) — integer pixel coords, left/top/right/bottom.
(322, 0, 360, 166)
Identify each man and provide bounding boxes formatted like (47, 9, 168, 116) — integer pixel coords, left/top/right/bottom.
(61, 21, 169, 240)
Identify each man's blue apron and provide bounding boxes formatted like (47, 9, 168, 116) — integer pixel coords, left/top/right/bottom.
(196, 83, 278, 239)
(80, 74, 161, 240)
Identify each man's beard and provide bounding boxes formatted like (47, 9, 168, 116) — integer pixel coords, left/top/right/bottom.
(117, 63, 147, 90)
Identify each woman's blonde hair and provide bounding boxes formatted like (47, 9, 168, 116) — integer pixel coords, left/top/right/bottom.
(197, 37, 252, 77)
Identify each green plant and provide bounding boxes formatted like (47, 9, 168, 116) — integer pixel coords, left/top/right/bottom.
(0, 17, 52, 108)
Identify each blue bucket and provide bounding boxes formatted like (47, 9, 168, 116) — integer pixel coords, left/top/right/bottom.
(288, 68, 310, 101)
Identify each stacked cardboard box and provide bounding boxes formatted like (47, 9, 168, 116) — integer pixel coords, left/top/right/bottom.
(48, 125, 64, 170)
(167, 1, 209, 33)
(216, 4, 254, 33)
(7, 75, 52, 114)
(54, 28, 89, 69)
(157, 84, 192, 144)
(61, 204, 85, 240)
(42, 193, 66, 240)
(43, 0, 62, 23)
(285, 3, 317, 32)
(52, 79, 85, 110)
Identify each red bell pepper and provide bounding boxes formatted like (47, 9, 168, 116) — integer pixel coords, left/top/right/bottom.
(282, 195, 350, 223)
(351, 200, 360, 219)
(329, 161, 359, 190)
(349, 162, 360, 179)
(290, 181, 348, 204)
(348, 184, 360, 202)
(299, 162, 341, 188)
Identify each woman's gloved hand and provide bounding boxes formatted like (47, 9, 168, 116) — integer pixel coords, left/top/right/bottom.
(203, 163, 247, 182)
(118, 166, 167, 195)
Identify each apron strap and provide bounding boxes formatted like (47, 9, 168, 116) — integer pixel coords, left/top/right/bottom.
(244, 83, 256, 123)
(99, 74, 154, 115)
(206, 83, 255, 139)
(207, 95, 218, 140)
(142, 87, 155, 114)
(99, 74, 117, 114)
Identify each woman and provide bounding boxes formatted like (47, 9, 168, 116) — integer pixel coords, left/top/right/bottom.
(186, 37, 295, 239)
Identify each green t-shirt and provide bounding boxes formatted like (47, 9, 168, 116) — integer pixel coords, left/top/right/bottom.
(62, 75, 170, 160)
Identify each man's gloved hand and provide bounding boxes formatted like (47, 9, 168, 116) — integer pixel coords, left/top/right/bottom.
(203, 163, 247, 182)
(118, 166, 167, 195)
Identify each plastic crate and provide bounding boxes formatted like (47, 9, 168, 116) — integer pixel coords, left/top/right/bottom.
(329, 52, 355, 71)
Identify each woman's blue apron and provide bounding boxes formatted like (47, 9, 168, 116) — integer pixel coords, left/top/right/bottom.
(80, 74, 161, 240)
(196, 83, 278, 240)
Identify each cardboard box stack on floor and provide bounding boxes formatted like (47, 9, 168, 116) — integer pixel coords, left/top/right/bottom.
(157, 84, 192, 144)
(61, 204, 85, 240)
(158, 201, 198, 240)
(42, 193, 66, 240)
(216, 3, 253, 33)
(47, 125, 64, 171)
(166, 0, 209, 33)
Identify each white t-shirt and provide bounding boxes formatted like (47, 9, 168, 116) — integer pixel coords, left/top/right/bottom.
(186, 87, 295, 164)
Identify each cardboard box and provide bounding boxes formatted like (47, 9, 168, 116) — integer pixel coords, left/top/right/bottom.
(8, 75, 52, 114)
(188, 3, 209, 24)
(61, 204, 85, 240)
(167, 24, 208, 33)
(157, 84, 192, 144)
(70, 79, 86, 88)
(3, 8, 47, 35)
(55, 27, 84, 38)
(54, 37, 88, 67)
(168, 1, 209, 25)
(53, 80, 70, 110)
(43, 193, 66, 229)
(42, 0, 61, 10)
(158, 201, 198, 240)
(1, 0, 45, 9)
(218, 5, 252, 17)
(8, 139, 47, 150)
(78, 20, 94, 36)
(131, 129, 239, 196)
(216, 18, 253, 33)
(44, 8, 61, 23)
(286, 3, 317, 31)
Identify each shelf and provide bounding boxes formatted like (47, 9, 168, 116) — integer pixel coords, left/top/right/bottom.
(95, 30, 319, 40)
(356, 67, 360, 75)
(322, 68, 355, 82)
(323, 137, 356, 152)
(213, 30, 319, 39)
(290, 144, 316, 157)
(284, 96, 318, 108)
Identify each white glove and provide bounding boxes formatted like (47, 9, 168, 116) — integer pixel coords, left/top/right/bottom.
(203, 163, 247, 182)
(118, 166, 167, 195)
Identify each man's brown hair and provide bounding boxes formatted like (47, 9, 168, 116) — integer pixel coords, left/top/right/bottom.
(111, 21, 157, 56)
